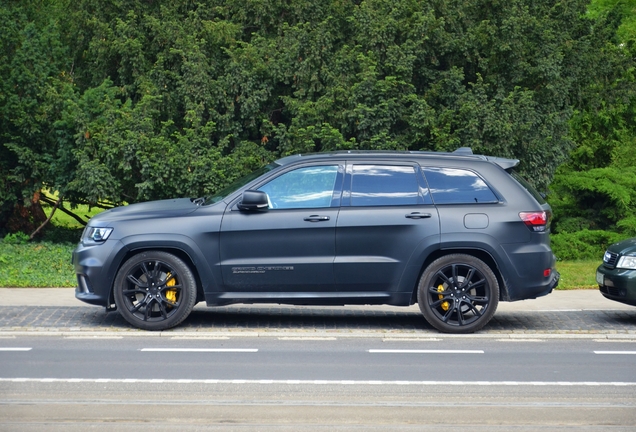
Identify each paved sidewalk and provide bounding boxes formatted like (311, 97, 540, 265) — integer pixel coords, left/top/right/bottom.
(1, 287, 632, 310)
(0, 288, 635, 338)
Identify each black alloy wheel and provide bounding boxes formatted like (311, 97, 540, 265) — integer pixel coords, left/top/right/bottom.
(113, 251, 197, 331)
(417, 254, 499, 333)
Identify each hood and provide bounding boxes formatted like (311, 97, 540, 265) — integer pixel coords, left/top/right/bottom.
(90, 198, 200, 223)
(608, 237, 636, 256)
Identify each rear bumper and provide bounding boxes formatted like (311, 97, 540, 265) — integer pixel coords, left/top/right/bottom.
(500, 240, 559, 301)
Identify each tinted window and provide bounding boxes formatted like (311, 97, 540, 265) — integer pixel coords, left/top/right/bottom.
(423, 167, 498, 204)
(258, 165, 339, 209)
(204, 163, 278, 205)
(351, 165, 420, 206)
(510, 170, 546, 204)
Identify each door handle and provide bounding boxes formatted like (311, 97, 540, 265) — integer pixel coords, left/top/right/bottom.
(405, 212, 432, 219)
(304, 215, 330, 222)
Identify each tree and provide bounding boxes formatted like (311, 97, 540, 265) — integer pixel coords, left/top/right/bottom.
(548, 0, 636, 259)
(0, 0, 620, 239)
(0, 1, 75, 235)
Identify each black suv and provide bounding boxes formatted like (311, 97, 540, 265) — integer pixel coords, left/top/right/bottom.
(73, 148, 559, 333)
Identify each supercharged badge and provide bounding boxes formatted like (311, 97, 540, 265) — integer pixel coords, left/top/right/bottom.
(231, 266, 294, 274)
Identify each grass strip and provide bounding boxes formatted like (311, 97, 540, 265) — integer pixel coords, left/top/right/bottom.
(0, 242, 600, 289)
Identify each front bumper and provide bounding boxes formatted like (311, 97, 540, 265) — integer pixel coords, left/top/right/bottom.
(72, 240, 126, 308)
(596, 265, 636, 306)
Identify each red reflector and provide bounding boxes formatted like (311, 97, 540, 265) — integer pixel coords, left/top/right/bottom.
(544, 269, 551, 277)
(519, 211, 547, 231)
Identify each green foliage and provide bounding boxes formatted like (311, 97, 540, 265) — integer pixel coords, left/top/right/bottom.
(0, 1, 76, 228)
(548, 0, 636, 253)
(588, 0, 636, 45)
(551, 230, 624, 260)
(550, 167, 636, 233)
(0, 242, 76, 287)
(0, 237, 599, 289)
(41, 226, 83, 244)
(1, 0, 633, 268)
(2, 232, 29, 245)
(2, 0, 607, 229)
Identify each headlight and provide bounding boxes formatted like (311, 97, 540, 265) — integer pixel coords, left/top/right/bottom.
(616, 255, 636, 270)
(85, 227, 113, 242)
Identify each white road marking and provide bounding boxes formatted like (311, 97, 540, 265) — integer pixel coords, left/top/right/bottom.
(369, 349, 483, 354)
(593, 339, 636, 343)
(278, 337, 337, 340)
(0, 378, 634, 386)
(170, 336, 230, 340)
(0, 348, 31, 351)
(140, 348, 258, 353)
(64, 336, 123, 340)
(536, 309, 581, 312)
(594, 351, 636, 355)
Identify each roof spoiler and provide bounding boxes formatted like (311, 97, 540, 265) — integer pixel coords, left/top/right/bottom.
(452, 147, 519, 170)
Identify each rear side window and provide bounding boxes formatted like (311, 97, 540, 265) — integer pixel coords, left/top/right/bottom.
(423, 167, 499, 204)
(510, 171, 546, 204)
(350, 165, 421, 206)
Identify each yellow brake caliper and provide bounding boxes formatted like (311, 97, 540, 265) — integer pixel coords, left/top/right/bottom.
(165, 273, 177, 305)
(437, 284, 450, 311)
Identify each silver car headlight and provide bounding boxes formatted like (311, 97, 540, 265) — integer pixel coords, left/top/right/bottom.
(85, 227, 113, 242)
(616, 255, 636, 270)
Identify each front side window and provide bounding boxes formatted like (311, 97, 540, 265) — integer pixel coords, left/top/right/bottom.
(204, 163, 279, 205)
(423, 167, 499, 204)
(258, 165, 339, 209)
(350, 165, 420, 206)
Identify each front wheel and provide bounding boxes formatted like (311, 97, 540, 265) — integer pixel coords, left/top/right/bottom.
(113, 251, 197, 331)
(417, 254, 499, 334)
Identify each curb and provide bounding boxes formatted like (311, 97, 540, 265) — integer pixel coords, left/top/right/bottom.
(2, 329, 636, 340)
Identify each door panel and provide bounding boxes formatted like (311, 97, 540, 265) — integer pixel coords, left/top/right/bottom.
(220, 164, 342, 293)
(335, 206, 439, 292)
(220, 208, 338, 292)
(335, 163, 440, 293)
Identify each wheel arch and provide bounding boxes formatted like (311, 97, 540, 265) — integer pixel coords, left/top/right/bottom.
(108, 238, 214, 308)
(410, 247, 509, 304)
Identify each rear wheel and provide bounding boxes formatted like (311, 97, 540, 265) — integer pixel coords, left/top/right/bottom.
(113, 251, 197, 331)
(417, 254, 499, 333)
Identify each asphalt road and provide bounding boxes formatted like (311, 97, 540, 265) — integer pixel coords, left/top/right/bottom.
(2, 336, 636, 382)
(1, 288, 636, 430)
(1, 336, 636, 430)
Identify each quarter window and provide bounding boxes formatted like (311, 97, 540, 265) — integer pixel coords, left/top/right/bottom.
(423, 167, 498, 204)
(351, 165, 420, 206)
(258, 165, 339, 209)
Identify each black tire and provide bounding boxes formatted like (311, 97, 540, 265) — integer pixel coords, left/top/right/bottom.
(113, 251, 197, 331)
(417, 254, 499, 334)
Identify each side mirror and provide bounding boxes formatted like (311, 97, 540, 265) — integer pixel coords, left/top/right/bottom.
(237, 190, 269, 211)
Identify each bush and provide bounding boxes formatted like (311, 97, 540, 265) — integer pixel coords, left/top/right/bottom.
(551, 229, 624, 260)
(41, 225, 83, 244)
(2, 232, 29, 244)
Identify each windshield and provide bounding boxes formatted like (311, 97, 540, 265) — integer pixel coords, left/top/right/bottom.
(203, 163, 279, 205)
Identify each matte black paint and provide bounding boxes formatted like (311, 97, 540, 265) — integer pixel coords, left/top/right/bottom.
(73, 150, 560, 328)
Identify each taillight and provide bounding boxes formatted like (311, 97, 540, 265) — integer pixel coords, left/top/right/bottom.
(519, 211, 547, 232)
